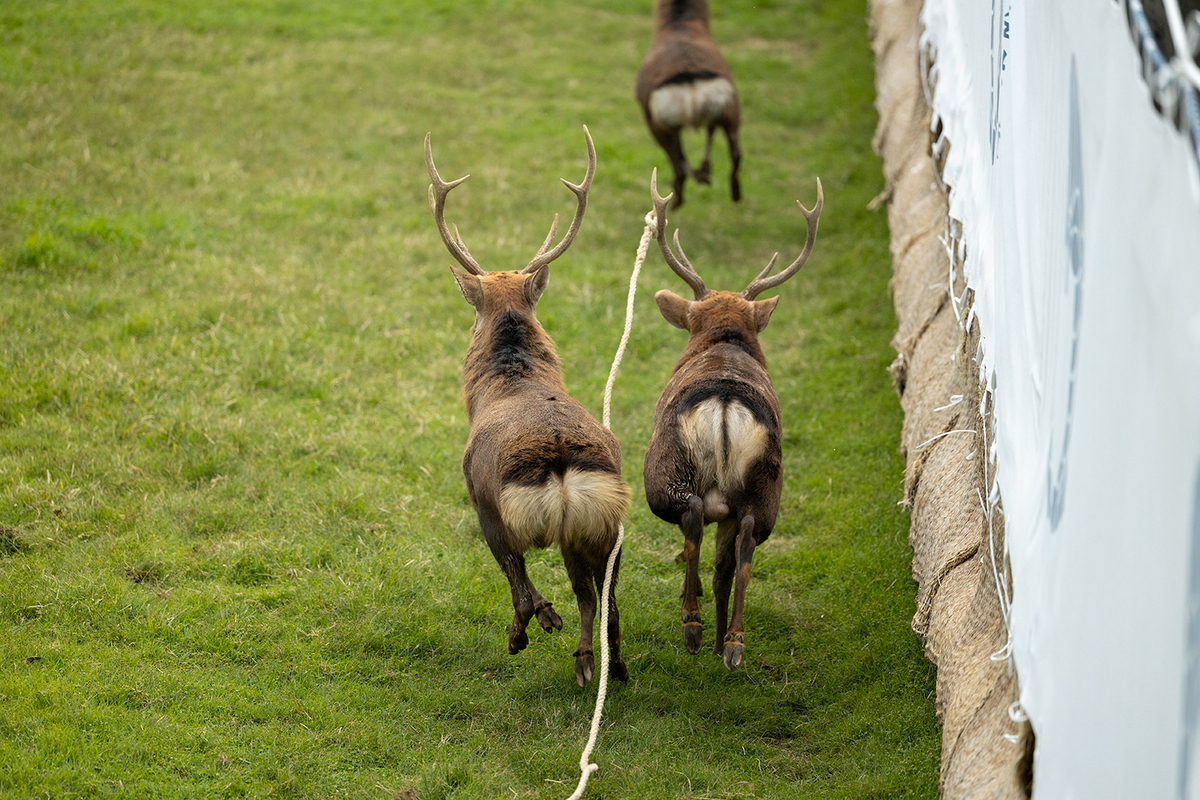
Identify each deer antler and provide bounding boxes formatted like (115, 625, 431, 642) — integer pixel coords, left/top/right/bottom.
(650, 168, 709, 300)
(522, 126, 596, 273)
(742, 179, 823, 300)
(425, 133, 485, 276)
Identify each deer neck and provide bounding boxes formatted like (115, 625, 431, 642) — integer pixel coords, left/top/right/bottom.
(462, 308, 566, 417)
(675, 325, 768, 373)
(655, 0, 711, 32)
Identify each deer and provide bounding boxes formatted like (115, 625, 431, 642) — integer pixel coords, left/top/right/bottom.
(636, 0, 741, 209)
(642, 169, 822, 670)
(424, 127, 632, 687)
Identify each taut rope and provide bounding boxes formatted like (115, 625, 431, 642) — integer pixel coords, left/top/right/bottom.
(565, 208, 655, 800)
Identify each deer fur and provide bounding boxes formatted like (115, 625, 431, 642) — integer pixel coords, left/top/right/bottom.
(636, 0, 741, 208)
(425, 128, 631, 687)
(642, 170, 822, 670)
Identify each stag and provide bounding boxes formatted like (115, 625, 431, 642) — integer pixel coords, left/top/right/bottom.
(642, 169, 822, 670)
(636, 0, 741, 208)
(425, 128, 631, 686)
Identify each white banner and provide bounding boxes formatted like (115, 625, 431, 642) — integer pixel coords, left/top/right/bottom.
(919, 1, 1200, 796)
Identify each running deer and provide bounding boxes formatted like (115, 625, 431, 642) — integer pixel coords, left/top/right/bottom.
(424, 128, 631, 687)
(636, 0, 741, 208)
(642, 169, 822, 670)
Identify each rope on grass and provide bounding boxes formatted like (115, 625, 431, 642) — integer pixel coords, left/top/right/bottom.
(564, 208, 655, 800)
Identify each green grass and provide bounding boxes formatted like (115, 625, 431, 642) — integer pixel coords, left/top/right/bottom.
(0, 0, 939, 797)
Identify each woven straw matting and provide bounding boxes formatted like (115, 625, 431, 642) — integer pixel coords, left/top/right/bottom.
(868, 0, 1034, 795)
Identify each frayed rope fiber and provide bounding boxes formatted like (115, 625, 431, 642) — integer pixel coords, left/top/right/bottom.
(564, 208, 655, 800)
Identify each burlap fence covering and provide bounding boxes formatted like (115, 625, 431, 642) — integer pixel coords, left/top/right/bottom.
(869, 0, 1035, 796)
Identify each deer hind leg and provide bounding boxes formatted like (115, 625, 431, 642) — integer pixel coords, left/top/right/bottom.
(711, 517, 738, 657)
(592, 545, 629, 682)
(724, 123, 742, 202)
(477, 503, 555, 654)
(694, 125, 716, 185)
(563, 544, 599, 686)
(724, 514, 759, 670)
(530, 585, 563, 633)
(680, 493, 705, 655)
(652, 126, 690, 209)
(500, 552, 537, 655)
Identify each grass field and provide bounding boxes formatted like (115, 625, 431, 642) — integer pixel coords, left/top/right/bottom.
(0, 1, 940, 797)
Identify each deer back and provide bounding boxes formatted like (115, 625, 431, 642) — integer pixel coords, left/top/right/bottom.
(643, 290, 783, 529)
(636, 0, 733, 107)
(426, 129, 628, 552)
(455, 268, 627, 551)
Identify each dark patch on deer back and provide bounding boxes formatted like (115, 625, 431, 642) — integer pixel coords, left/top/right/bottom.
(483, 310, 558, 381)
(660, 70, 721, 86)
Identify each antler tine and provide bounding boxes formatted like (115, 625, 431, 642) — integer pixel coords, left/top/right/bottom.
(748, 252, 780, 286)
(451, 223, 479, 265)
(650, 168, 709, 299)
(533, 214, 560, 259)
(522, 126, 596, 273)
(742, 178, 824, 300)
(425, 132, 485, 276)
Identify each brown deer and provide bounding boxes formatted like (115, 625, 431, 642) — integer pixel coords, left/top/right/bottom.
(424, 128, 631, 687)
(636, 0, 741, 209)
(642, 169, 822, 670)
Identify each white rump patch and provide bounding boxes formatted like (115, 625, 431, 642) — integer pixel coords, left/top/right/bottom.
(678, 397, 768, 518)
(648, 77, 736, 130)
(500, 469, 630, 552)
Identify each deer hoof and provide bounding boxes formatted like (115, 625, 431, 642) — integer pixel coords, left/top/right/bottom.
(694, 165, 711, 185)
(723, 632, 745, 671)
(574, 648, 595, 687)
(682, 612, 703, 655)
(508, 626, 529, 655)
(534, 601, 562, 633)
(610, 658, 629, 682)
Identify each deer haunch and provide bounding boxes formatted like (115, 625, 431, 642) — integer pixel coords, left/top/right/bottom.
(499, 467, 629, 552)
(677, 395, 770, 520)
(647, 76, 737, 131)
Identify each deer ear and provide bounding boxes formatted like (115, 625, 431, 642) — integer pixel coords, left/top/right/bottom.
(752, 296, 779, 332)
(524, 263, 550, 306)
(655, 290, 691, 330)
(450, 267, 483, 308)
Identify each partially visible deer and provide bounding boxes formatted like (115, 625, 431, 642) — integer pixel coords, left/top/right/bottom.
(424, 128, 631, 686)
(636, 0, 741, 208)
(642, 169, 822, 670)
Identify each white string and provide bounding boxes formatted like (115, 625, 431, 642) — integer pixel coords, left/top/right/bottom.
(933, 394, 964, 412)
(913, 428, 976, 450)
(565, 209, 655, 800)
(979, 386, 1013, 666)
(1002, 700, 1029, 742)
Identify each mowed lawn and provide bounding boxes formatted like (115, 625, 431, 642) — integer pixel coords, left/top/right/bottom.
(0, 1, 939, 797)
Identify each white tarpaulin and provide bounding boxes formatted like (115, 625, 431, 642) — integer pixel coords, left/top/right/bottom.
(919, 1, 1200, 796)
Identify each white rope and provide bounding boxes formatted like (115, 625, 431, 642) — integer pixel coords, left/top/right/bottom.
(565, 209, 655, 800)
(602, 210, 655, 429)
